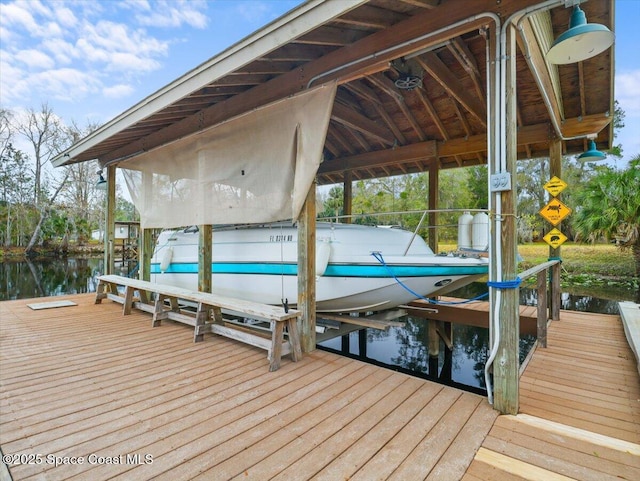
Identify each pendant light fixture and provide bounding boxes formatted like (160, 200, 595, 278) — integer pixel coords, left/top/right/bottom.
(577, 139, 606, 162)
(547, 4, 614, 65)
(96, 170, 108, 190)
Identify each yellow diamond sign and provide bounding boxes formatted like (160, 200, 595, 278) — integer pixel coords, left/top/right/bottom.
(543, 176, 568, 197)
(539, 198, 571, 225)
(543, 228, 567, 248)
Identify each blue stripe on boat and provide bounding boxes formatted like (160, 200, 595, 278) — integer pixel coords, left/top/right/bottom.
(151, 262, 487, 277)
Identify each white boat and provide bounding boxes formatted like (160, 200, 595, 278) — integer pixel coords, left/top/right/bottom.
(150, 222, 488, 313)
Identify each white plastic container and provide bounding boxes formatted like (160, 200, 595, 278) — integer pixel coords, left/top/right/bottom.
(457, 211, 473, 249)
(472, 212, 489, 251)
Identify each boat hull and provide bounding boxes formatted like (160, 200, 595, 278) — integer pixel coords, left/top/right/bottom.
(150, 223, 488, 313)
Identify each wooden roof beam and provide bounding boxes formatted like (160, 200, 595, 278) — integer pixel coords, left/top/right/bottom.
(398, 0, 439, 8)
(345, 80, 407, 144)
(319, 121, 554, 176)
(517, 14, 564, 133)
(331, 101, 396, 145)
(369, 73, 426, 141)
(447, 37, 484, 102)
(295, 26, 367, 46)
(561, 112, 612, 138)
(334, 5, 407, 29)
(416, 52, 486, 126)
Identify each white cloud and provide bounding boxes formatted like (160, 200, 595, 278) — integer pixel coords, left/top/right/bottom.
(130, 0, 208, 29)
(0, 0, 214, 123)
(16, 48, 55, 69)
(103, 84, 135, 99)
(51, 4, 78, 28)
(615, 69, 640, 118)
(0, 1, 38, 29)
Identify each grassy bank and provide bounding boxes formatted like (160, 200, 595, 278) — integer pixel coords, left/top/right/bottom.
(441, 242, 638, 292)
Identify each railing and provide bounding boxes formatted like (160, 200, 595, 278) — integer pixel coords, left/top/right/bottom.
(518, 259, 562, 348)
(318, 208, 490, 255)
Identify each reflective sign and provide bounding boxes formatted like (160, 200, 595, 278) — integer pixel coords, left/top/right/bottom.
(543, 228, 567, 248)
(539, 198, 571, 225)
(543, 176, 567, 197)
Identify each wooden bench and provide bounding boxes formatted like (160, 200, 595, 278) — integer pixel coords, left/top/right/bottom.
(95, 274, 302, 371)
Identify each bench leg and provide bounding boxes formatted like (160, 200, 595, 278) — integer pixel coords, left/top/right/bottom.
(152, 294, 168, 327)
(123, 286, 135, 315)
(194, 302, 209, 343)
(286, 318, 302, 362)
(95, 281, 107, 304)
(269, 321, 284, 372)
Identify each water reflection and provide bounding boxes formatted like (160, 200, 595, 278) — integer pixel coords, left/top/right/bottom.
(318, 318, 537, 394)
(0, 258, 136, 301)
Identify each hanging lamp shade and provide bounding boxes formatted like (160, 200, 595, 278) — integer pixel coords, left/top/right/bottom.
(547, 5, 614, 65)
(577, 140, 606, 162)
(96, 171, 108, 190)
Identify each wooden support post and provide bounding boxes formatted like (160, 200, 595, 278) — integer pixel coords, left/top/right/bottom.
(358, 328, 367, 357)
(103, 165, 116, 275)
(428, 162, 439, 252)
(494, 23, 519, 415)
(140, 228, 153, 282)
(139, 171, 154, 282)
(437, 321, 453, 350)
(199, 224, 212, 293)
(549, 138, 563, 321)
(298, 181, 316, 353)
(428, 319, 439, 357)
(536, 270, 548, 348)
(343, 170, 352, 223)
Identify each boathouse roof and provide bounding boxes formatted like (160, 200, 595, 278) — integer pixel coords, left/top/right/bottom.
(53, 0, 614, 185)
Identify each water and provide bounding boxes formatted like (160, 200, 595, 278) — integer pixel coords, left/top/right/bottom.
(1, 258, 635, 394)
(317, 281, 633, 394)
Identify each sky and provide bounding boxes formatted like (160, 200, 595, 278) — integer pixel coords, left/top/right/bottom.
(1, 0, 638, 170)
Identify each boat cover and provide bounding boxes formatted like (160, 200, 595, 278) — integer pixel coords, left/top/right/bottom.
(120, 81, 337, 228)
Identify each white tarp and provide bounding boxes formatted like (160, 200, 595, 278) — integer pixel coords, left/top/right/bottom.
(121, 82, 337, 228)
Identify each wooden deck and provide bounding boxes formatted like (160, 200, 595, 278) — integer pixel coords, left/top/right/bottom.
(1, 293, 497, 481)
(1, 294, 638, 480)
(465, 309, 640, 480)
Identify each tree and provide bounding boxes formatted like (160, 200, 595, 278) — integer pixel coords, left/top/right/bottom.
(16, 103, 69, 206)
(60, 121, 103, 243)
(14, 104, 73, 255)
(573, 156, 640, 277)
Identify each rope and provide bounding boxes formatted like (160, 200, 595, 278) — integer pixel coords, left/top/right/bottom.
(370, 251, 489, 305)
(486, 278, 521, 289)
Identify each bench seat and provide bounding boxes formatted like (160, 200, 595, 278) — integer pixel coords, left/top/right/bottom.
(95, 274, 302, 371)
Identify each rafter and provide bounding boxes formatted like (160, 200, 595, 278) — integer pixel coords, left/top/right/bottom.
(369, 73, 426, 141)
(331, 101, 396, 145)
(416, 52, 486, 125)
(345, 80, 407, 144)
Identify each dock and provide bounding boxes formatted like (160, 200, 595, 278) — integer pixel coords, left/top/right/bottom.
(1, 293, 638, 480)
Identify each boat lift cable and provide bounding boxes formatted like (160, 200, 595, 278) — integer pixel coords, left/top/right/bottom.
(371, 252, 490, 305)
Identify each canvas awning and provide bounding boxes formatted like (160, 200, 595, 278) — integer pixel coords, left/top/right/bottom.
(121, 82, 336, 228)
